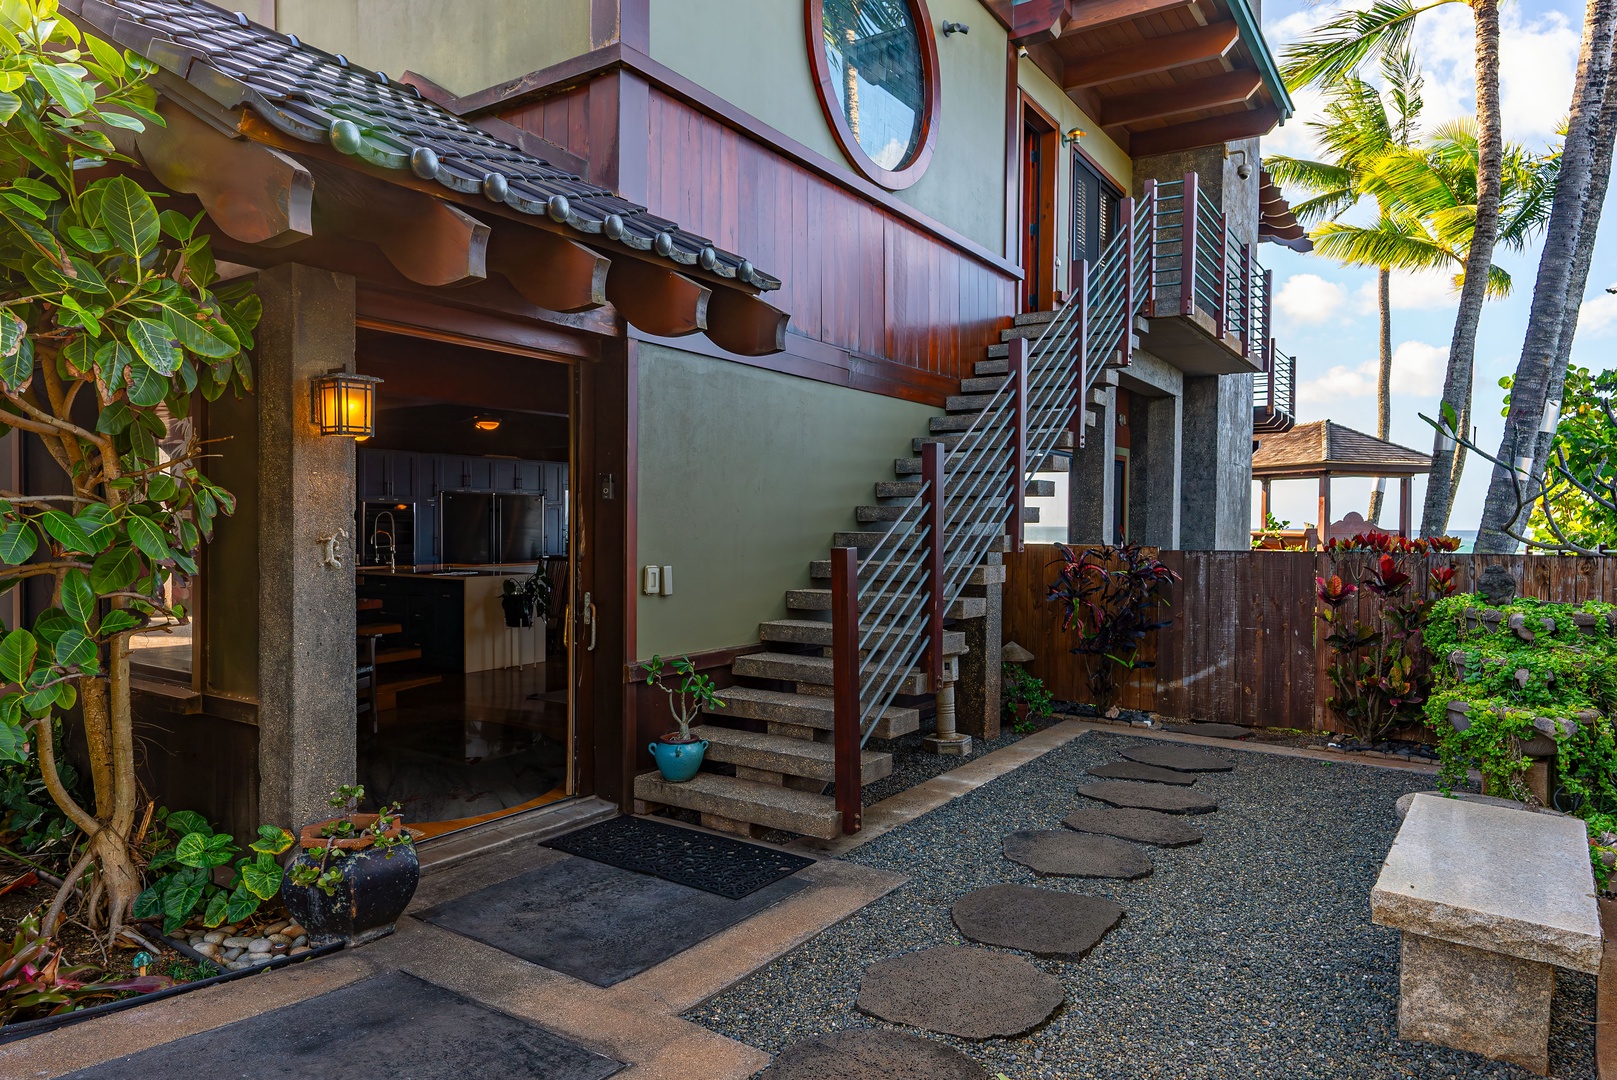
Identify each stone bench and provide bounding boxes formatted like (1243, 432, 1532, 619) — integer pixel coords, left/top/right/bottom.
(1371, 794, 1604, 1075)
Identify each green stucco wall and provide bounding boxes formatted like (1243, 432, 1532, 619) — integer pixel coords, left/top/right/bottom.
(650, 0, 1008, 254)
(635, 345, 934, 659)
(273, 0, 591, 97)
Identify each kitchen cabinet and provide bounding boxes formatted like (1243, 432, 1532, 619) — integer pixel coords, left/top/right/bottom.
(490, 459, 518, 492)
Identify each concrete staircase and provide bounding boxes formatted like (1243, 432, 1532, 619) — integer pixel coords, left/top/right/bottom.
(634, 309, 1110, 839)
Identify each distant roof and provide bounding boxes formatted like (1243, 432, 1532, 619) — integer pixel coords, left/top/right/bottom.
(1253, 420, 1432, 478)
(63, 0, 780, 292)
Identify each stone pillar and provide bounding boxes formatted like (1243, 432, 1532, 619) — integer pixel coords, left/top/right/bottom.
(1067, 387, 1115, 545)
(956, 565, 1003, 741)
(1132, 137, 1261, 249)
(1179, 373, 1253, 550)
(255, 264, 359, 831)
(1129, 391, 1181, 548)
(1397, 933, 1555, 1075)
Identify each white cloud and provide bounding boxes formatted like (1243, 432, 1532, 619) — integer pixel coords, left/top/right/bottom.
(1576, 290, 1617, 338)
(1354, 270, 1458, 313)
(1296, 339, 1449, 403)
(1276, 273, 1347, 324)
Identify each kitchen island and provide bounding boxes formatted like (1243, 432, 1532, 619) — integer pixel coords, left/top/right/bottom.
(358, 567, 547, 673)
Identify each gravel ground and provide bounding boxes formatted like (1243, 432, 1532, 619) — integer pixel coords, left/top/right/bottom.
(688, 731, 1598, 1080)
(859, 710, 1065, 806)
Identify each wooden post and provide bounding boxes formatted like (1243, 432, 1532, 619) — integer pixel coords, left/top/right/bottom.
(1241, 243, 1255, 358)
(1117, 195, 1135, 365)
(1141, 179, 1158, 317)
(1317, 473, 1331, 548)
(1073, 261, 1089, 448)
(922, 440, 945, 692)
(1007, 338, 1029, 553)
(1262, 268, 1275, 369)
(1180, 172, 1198, 317)
(830, 546, 862, 834)
(1213, 210, 1229, 338)
(1399, 476, 1413, 538)
(1260, 479, 1271, 528)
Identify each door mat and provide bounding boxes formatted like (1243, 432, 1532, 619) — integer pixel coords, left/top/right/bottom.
(58, 971, 624, 1080)
(542, 814, 815, 899)
(418, 853, 811, 986)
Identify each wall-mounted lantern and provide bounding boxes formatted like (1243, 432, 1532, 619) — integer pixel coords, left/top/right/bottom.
(1060, 126, 1087, 148)
(311, 371, 382, 440)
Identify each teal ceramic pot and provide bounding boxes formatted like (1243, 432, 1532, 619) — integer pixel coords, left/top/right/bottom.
(649, 738, 709, 782)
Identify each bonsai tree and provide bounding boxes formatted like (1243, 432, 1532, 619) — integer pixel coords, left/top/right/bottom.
(1046, 544, 1179, 711)
(0, 3, 258, 945)
(642, 654, 724, 741)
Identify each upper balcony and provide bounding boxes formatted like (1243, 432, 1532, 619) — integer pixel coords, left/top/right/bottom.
(1254, 343, 1297, 435)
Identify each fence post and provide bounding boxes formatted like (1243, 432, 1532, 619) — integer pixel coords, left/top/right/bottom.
(1007, 337, 1028, 554)
(830, 546, 862, 834)
(1180, 172, 1198, 317)
(1073, 259, 1089, 448)
(1117, 195, 1135, 366)
(1141, 179, 1157, 317)
(922, 440, 945, 692)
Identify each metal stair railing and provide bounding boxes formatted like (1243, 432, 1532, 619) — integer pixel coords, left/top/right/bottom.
(826, 183, 1163, 834)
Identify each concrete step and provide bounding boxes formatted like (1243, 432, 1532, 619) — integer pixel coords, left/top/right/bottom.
(914, 431, 1073, 453)
(807, 557, 1005, 588)
(1027, 479, 1056, 497)
(987, 343, 1010, 360)
(893, 452, 1063, 476)
(857, 501, 1037, 524)
(999, 325, 1049, 343)
(758, 619, 969, 654)
(930, 408, 1074, 433)
(959, 376, 1006, 393)
(785, 588, 988, 619)
(633, 772, 841, 840)
(708, 685, 919, 739)
(1013, 309, 1060, 326)
(1089, 387, 1109, 406)
(733, 650, 932, 695)
(874, 479, 1049, 499)
(945, 393, 999, 413)
(691, 725, 891, 784)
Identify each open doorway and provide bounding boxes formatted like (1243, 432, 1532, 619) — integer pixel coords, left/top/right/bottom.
(352, 329, 575, 839)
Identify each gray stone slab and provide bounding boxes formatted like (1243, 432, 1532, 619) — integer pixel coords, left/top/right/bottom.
(856, 946, 1064, 1039)
(1077, 781, 1219, 815)
(1118, 744, 1235, 772)
(1393, 790, 1566, 820)
(417, 852, 810, 986)
(1063, 807, 1204, 848)
(1002, 829, 1153, 879)
(1397, 932, 1555, 1075)
(1162, 723, 1250, 739)
(58, 972, 624, 1080)
(952, 883, 1124, 958)
(1086, 760, 1198, 786)
(1370, 794, 1603, 973)
(761, 1029, 989, 1079)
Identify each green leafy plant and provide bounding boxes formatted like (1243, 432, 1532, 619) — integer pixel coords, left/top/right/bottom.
(500, 566, 553, 628)
(132, 810, 292, 935)
(0, 1, 259, 945)
(1046, 544, 1179, 711)
(0, 729, 79, 863)
(643, 654, 725, 741)
(286, 785, 413, 898)
(1001, 663, 1053, 731)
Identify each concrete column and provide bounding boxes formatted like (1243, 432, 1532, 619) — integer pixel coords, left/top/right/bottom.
(1129, 392, 1181, 548)
(1067, 388, 1116, 545)
(956, 565, 1003, 741)
(255, 264, 359, 831)
(1179, 373, 1253, 550)
(1132, 137, 1261, 249)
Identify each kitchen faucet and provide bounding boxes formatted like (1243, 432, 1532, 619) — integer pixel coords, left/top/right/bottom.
(370, 511, 397, 572)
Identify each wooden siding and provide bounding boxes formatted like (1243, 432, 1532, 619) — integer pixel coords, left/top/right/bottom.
(1004, 545, 1617, 730)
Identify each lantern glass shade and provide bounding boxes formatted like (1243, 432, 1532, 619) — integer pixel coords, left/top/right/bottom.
(311, 373, 381, 439)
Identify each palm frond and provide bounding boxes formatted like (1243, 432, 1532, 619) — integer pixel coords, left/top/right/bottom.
(1280, 0, 1456, 91)
(1311, 219, 1458, 274)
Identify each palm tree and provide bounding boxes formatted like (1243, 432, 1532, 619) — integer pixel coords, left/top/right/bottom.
(1474, 0, 1617, 552)
(1282, 0, 1504, 536)
(1264, 51, 1425, 524)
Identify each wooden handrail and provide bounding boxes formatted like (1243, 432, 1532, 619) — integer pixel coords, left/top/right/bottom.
(1007, 339, 1029, 554)
(1142, 178, 1159, 318)
(830, 545, 861, 834)
(1117, 195, 1136, 366)
(921, 440, 945, 692)
(1180, 172, 1199, 318)
(1072, 259, 1090, 449)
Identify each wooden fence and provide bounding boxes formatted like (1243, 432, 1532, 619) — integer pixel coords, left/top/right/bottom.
(1002, 545, 1617, 730)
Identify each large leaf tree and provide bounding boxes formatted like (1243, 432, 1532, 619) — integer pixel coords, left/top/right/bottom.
(0, 0, 256, 944)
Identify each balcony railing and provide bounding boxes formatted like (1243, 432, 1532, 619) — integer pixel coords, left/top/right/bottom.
(1254, 343, 1296, 434)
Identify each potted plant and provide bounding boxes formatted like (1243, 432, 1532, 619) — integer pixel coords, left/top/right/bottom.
(643, 654, 724, 782)
(501, 566, 553, 629)
(1002, 664, 1053, 732)
(280, 786, 420, 947)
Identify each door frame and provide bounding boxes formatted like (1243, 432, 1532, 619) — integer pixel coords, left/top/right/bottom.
(1019, 96, 1059, 313)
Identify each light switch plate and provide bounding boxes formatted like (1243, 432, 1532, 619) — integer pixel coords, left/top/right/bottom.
(660, 565, 674, 596)
(642, 565, 660, 595)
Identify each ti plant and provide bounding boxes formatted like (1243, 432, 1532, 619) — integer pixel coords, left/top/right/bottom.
(642, 654, 725, 741)
(133, 810, 293, 935)
(1317, 534, 1459, 743)
(0, 912, 171, 1026)
(1046, 544, 1179, 711)
(0, 2, 258, 945)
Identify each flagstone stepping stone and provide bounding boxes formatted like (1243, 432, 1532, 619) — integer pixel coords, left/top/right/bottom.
(760, 1029, 989, 1079)
(1077, 780, 1218, 815)
(1002, 829, 1153, 879)
(1086, 760, 1198, 786)
(1118, 744, 1235, 772)
(1062, 807, 1204, 848)
(1163, 722, 1250, 739)
(856, 946, 1064, 1039)
(951, 883, 1124, 959)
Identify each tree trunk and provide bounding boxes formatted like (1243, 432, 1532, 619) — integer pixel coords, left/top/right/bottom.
(1473, 0, 1617, 552)
(1368, 266, 1393, 523)
(1420, 0, 1504, 536)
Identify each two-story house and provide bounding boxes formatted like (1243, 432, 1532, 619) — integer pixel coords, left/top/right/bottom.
(42, 0, 1303, 847)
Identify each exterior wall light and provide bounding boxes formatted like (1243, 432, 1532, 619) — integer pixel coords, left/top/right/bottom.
(472, 415, 502, 432)
(941, 20, 968, 35)
(311, 371, 382, 440)
(1060, 127, 1086, 147)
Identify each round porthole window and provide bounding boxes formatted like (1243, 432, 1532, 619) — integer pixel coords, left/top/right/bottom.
(807, 0, 940, 190)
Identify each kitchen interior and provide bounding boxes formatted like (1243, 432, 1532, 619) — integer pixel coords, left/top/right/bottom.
(353, 329, 574, 837)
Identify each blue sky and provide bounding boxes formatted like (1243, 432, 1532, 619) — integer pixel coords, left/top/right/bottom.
(1258, 0, 1605, 533)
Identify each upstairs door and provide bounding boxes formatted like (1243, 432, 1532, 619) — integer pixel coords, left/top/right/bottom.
(1070, 153, 1121, 291)
(1020, 104, 1057, 312)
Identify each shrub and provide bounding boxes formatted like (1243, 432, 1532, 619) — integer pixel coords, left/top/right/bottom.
(1046, 544, 1179, 711)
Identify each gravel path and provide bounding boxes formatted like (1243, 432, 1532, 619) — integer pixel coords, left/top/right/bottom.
(688, 731, 1598, 1079)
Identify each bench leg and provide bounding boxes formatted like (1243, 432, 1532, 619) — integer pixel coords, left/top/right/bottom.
(1600, 898, 1616, 1080)
(1398, 933, 1554, 1075)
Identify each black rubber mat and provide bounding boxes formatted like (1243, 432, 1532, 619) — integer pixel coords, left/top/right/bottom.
(542, 815, 814, 899)
(59, 971, 624, 1079)
(417, 853, 811, 986)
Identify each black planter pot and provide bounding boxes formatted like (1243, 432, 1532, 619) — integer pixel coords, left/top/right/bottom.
(281, 842, 420, 947)
(502, 593, 535, 628)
